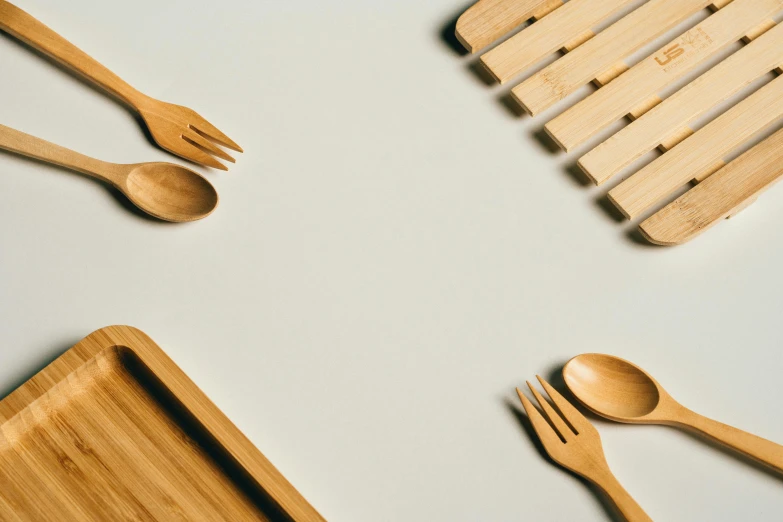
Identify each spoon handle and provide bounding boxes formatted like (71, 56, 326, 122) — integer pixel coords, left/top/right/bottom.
(0, 124, 119, 184)
(0, 1, 144, 107)
(678, 408, 783, 473)
(592, 469, 653, 522)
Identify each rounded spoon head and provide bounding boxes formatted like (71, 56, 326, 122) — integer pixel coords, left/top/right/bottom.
(563, 353, 667, 423)
(123, 163, 218, 222)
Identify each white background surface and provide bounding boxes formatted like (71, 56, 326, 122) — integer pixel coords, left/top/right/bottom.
(1, 1, 783, 520)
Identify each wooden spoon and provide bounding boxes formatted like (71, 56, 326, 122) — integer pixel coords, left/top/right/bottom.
(563, 353, 783, 473)
(0, 124, 217, 222)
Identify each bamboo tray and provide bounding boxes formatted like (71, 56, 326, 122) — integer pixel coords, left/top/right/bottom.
(0, 326, 324, 521)
(456, 0, 783, 245)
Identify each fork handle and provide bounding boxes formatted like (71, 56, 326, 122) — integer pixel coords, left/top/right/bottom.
(592, 470, 652, 522)
(676, 407, 783, 473)
(0, 1, 144, 107)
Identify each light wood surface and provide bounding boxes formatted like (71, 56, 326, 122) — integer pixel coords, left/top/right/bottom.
(607, 73, 783, 219)
(564, 354, 783, 473)
(579, 21, 783, 186)
(511, 0, 715, 116)
(517, 377, 652, 522)
(0, 0, 241, 170)
(640, 128, 783, 245)
(479, 0, 637, 84)
(0, 124, 218, 222)
(545, 0, 783, 151)
(455, 0, 560, 53)
(0, 326, 325, 521)
(457, 0, 783, 243)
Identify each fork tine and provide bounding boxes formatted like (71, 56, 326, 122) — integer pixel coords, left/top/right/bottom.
(183, 129, 236, 163)
(516, 388, 562, 451)
(527, 381, 574, 442)
(536, 376, 590, 434)
(190, 119, 243, 153)
(175, 139, 228, 171)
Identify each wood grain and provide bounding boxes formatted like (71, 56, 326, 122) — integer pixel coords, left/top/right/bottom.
(640, 128, 783, 245)
(512, 0, 715, 116)
(455, 0, 561, 53)
(479, 0, 637, 84)
(565, 354, 783, 473)
(518, 377, 652, 521)
(545, 0, 783, 150)
(0, 326, 325, 522)
(607, 73, 783, 218)
(579, 21, 783, 185)
(0, 124, 219, 223)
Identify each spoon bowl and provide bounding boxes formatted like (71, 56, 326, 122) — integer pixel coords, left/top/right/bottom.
(563, 353, 663, 421)
(563, 353, 783, 473)
(124, 163, 218, 222)
(0, 123, 219, 223)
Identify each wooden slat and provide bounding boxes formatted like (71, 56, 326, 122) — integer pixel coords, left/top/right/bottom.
(479, 0, 638, 84)
(607, 74, 783, 219)
(512, 0, 716, 116)
(545, 0, 783, 151)
(455, 0, 561, 53)
(579, 22, 783, 184)
(640, 128, 783, 245)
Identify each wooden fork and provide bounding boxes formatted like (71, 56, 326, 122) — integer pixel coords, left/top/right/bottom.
(517, 377, 652, 522)
(0, 0, 242, 170)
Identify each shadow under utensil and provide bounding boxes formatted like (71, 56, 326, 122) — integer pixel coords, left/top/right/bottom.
(543, 362, 567, 390)
(0, 32, 159, 152)
(105, 185, 170, 223)
(544, 363, 617, 426)
(0, 341, 77, 400)
(504, 396, 625, 522)
(0, 150, 169, 224)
